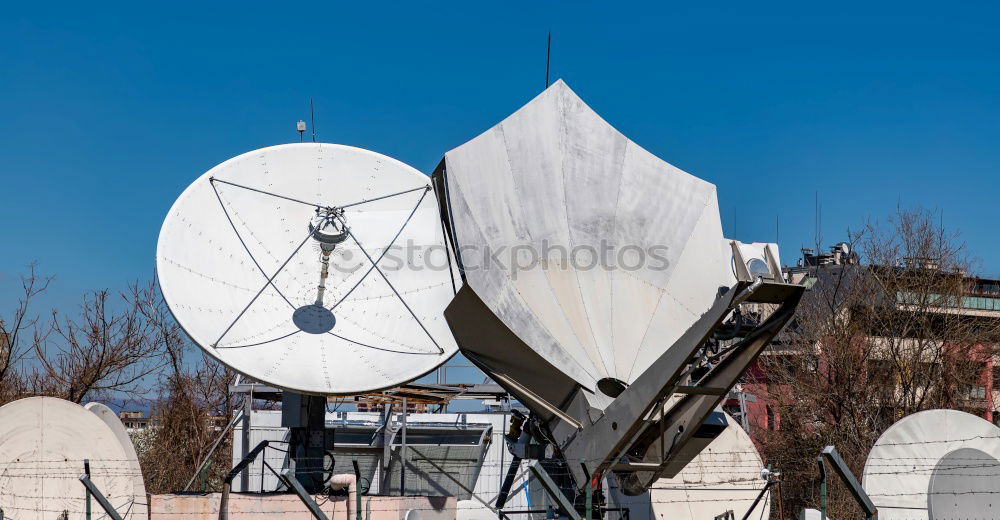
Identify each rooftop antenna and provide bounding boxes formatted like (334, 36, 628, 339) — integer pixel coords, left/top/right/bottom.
(310, 98, 316, 143)
(776, 214, 779, 245)
(732, 205, 737, 238)
(545, 31, 552, 90)
(814, 191, 822, 254)
(296, 120, 306, 142)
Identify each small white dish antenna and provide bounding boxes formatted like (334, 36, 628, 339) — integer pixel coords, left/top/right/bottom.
(0, 397, 146, 520)
(157, 143, 459, 394)
(863, 409, 1000, 520)
(84, 402, 148, 519)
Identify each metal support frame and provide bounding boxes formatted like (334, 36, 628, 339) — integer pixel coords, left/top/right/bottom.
(84, 459, 92, 520)
(241, 392, 252, 491)
(185, 407, 245, 491)
(820, 446, 878, 519)
(283, 392, 328, 493)
(495, 455, 523, 509)
(219, 440, 277, 520)
(352, 457, 363, 520)
(282, 469, 330, 520)
(527, 462, 581, 520)
(579, 461, 592, 520)
(739, 481, 775, 520)
(817, 456, 827, 520)
(78, 474, 124, 520)
(400, 396, 408, 496)
(380, 402, 394, 494)
(557, 279, 803, 490)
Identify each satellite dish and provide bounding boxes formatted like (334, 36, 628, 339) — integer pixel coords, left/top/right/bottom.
(863, 409, 1000, 520)
(729, 241, 782, 283)
(157, 143, 459, 395)
(608, 413, 770, 520)
(436, 79, 801, 494)
(0, 397, 146, 520)
(85, 402, 148, 519)
(439, 79, 733, 392)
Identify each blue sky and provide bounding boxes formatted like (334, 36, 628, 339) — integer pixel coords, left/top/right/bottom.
(2, 1, 998, 309)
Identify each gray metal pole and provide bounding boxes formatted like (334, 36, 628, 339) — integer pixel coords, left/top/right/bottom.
(380, 402, 393, 494)
(352, 457, 363, 520)
(400, 397, 408, 496)
(282, 469, 329, 520)
(527, 462, 581, 520)
(184, 408, 244, 491)
(240, 389, 252, 491)
(84, 459, 91, 520)
(78, 475, 124, 520)
(821, 446, 878, 519)
(218, 483, 230, 520)
(817, 456, 827, 520)
(738, 391, 750, 431)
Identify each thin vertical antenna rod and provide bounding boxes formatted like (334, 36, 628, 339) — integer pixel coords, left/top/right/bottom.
(545, 31, 552, 90)
(776, 214, 779, 245)
(310, 98, 316, 143)
(814, 191, 819, 253)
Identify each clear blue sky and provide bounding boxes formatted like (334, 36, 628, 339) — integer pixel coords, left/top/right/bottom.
(3, 1, 999, 308)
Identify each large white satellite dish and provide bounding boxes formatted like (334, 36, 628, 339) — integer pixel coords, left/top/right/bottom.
(0, 397, 146, 520)
(436, 79, 801, 493)
(440, 79, 733, 391)
(862, 409, 1000, 520)
(157, 143, 459, 394)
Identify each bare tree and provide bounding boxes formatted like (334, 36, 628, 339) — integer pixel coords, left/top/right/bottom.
(138, 352, 235, 493)
(1, 267, 237, 492)
(0, 263, 52, 403)
(126, 279, 235, 493)
(756, 208, 1000, 517)
(31, 282, 169, 403)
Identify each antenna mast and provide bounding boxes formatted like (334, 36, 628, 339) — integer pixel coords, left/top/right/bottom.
(545, 31, 552, 90)
(310, 98, 316, 143)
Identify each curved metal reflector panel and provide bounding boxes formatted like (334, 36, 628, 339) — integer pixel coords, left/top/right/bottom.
(441, 80, 735, 392)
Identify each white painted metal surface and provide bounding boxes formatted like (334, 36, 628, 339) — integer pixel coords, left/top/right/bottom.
(0, 397, 146, 520)
(607, 413, 769, 520)
(442, 80, 753, 392)
(727, 241, 781, 283)
(84, 402, 148, 519)
(157, 143, 459, 394)
(863, 409, 1000, 520)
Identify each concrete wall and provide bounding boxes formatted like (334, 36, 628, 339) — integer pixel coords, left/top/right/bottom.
(150, 493, 455, 520)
